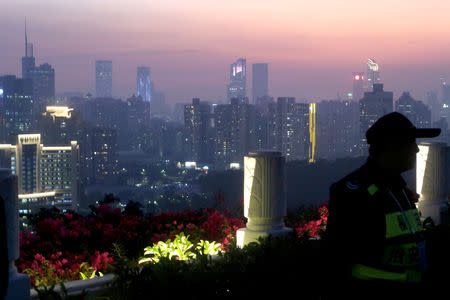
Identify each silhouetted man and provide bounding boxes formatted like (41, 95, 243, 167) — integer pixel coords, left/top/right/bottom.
(325, 112, 441, 299)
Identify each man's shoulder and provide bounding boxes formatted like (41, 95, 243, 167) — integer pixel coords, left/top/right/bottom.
(330, 166, 371, 195)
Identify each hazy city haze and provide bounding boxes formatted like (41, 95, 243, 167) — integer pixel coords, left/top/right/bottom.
(2, 0, 450, 103)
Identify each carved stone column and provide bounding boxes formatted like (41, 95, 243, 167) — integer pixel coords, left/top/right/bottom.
(0, 169, 30, 299)
(236, 151, 292, 248)
(416, 142, 450, 224)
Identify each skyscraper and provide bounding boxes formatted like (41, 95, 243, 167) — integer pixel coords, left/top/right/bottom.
(0, 75, 34, 142)
(137, 66, 151, 102)
(30, 63, 55, 103)
(267, 98, 311, 161)
(352, 72, 364, 102)
(22, 21, 35, 80)
(95, 60, 112, 97)
(359, 84, 393, 155)
(365, 58, 381, 90)
(316, 100, 359, 160)
(252, 63, 268, 103)
(395, 92, 431, 129)
(184, 98, 214, 164)
(227, 58, 246, 102)
(0, 134, 80, 213)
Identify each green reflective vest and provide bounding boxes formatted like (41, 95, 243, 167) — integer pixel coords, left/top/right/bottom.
(352, 185, 424, 282)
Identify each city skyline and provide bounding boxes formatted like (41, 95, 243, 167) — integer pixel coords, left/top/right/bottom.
(2, 1, 450, 103)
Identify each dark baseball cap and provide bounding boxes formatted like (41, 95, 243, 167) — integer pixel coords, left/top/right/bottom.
(366, 112, 441, 145)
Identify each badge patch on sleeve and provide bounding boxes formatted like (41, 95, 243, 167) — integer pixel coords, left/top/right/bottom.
(367, 184, 378, 196)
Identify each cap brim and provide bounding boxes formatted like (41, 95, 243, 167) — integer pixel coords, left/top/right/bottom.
(414, 128, 441, 138)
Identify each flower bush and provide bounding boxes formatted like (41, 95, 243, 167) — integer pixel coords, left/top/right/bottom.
(286, 205, 329, 239)
(18, 200, 245, 288)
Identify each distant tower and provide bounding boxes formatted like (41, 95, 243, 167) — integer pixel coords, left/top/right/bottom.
(352, 72, 364, 102)
(22, 20, 35, 79)
(95, 60, 112, 98)
(365, 58, 380, 90)
(137, 66, 151, 102)
(227, 58, 246, 102)
(252, 63, 268, 103)
(359, 83, 393, 155)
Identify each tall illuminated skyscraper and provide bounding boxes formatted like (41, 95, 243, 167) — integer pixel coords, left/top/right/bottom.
(252, 63, 268, 103)
(227, 58, 246, 102)
(352, 72, 364, 102)
(95, 60, 112, 97)
(137, 66, 151, 102)
(22, 21, 35, 80)
(366, 58, 381, 90)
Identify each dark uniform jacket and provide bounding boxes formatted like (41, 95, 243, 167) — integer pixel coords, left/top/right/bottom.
(325, 157, 422, 285)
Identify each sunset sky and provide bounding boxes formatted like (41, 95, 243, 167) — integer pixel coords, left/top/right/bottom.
(2, 0, 450, 104)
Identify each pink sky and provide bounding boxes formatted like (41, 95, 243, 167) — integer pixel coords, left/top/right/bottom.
(1, 0, 450, 104)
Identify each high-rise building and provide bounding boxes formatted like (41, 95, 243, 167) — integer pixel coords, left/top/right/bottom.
(359, 84, 393, 154)
(439, 76, 450, 127)
(126, 95, 150, 151)
(316, 100, 359, 160)
(22, 22, 35, 80)
(137, 67, 151, 102)
(84, 97, 128, 149)
(252, 63, 268, 103)
(352, 72, 364, 102)
(30, 63, 55, 103)
(227, 58, 246, 102)
(38, 106, 83, 146)
(395, 92, 431, 129)
(267, 98, 311, 161)
(365, 58, 381, 90)
(0, 134, 79, 213)
(20, 24, 55, 104)
(213, 99, 251, 168)
(184, 98, 214, 164)
(0, 75, 34, 142)
(150, 82, 169, 116)
(80, 127, 118, 184)
(95, 60, 112, 97)
(426, 91, 440, 124)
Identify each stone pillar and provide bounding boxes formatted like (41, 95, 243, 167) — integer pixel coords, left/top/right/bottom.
(0, 169, 30, 299)
(236, 151, 292, 248)
(416, 142, 450, 225)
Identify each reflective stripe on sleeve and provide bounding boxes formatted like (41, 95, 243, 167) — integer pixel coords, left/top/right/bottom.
(352, 264, 407, 282)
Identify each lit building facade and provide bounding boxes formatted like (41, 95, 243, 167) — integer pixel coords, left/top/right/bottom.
(359, 84, 393, 155)
(365, 58, 381, 90)
(267, 98, 312, 162)
(137, 66, 151, 102)
(0, 75, 34, 143)
(252, 63, 268, 103)
(227, 58, 246, 102)
(80, 127, 118, 184)
(0, 134, 79, 213)
(95, 60, 112, 97)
